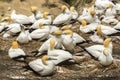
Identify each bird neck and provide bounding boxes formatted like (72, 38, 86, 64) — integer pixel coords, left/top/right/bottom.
(108, 42, 112, 50)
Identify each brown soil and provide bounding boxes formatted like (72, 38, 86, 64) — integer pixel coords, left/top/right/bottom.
(0, 0, 120, 80)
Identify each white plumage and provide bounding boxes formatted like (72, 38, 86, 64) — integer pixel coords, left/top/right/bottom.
(80, 22, 99, 33)
(48, 39, 72, 65)
(11, 10, 32, 24)
(17, 30, 32, 44)
(28, 56, 56, 76)
(30, 28, 49, 40)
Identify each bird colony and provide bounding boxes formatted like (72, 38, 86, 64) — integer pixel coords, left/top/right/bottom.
(0, 0, 120, 76)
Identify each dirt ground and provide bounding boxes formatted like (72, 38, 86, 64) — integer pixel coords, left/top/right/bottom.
(0, 0, 120, 80)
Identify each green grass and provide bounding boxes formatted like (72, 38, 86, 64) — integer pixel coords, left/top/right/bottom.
(63, 0, 93, 6)
(63, 0, 76, 6)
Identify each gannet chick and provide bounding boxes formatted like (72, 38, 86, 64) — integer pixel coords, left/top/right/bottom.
(28, 55, 57, 76)
(8, 41, 26, 60)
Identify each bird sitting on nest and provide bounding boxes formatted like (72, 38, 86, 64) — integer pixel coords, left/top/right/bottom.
(8, 41, 27, 61)
(28, 55, 57, 76)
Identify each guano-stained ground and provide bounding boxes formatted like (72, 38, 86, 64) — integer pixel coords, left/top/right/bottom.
(0, 0, 120, 80)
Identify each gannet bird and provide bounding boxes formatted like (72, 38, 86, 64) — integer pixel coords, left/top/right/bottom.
(79, 19, 99, 33)
(61, 26, 86, 45)
(33, 30, 63, 56)
(48, 38, 72, 65)
(30, 6, 42, 20)
(114, 3, 120, 15)
(10, 10, 32, 24)
(0, 17, 12, 32)
(70, 6, 78, 19)
(98, 48, 113, 66)
(28, 55, 56, 76)
(85, 38, 113, 58)
(62, 30, 74, 53)
(48, 25, 59, 38)
(0, 17, 11, 26)
(105, 4, 117, 17)
(101, 16, 119, 26)
(94, 5, 106, 16)
(30, 12, 52, 29)
(99, 25, 120, 35)
(53, 5, 72, 25)
(95, 0, 114, 9)
(81, 7, 90, 15)
(29, 14, 36, 23)
(77, 9, 98, 23)
(114, 22, 120, 30)
(17, 24, 32, 44)
(49, 25, 59, 34)
(90, 26, 105, 43)
(3, 23, 22, 38)
(30, 23, 49, 40)
(8, 41, 26, 60)
(6, 23, 21, 34)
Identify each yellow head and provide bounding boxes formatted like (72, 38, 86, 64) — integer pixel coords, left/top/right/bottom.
(97, 26, 102, 36)
(103, 38, 111, 47)
(81, 19, 87, 27)
(90, 9, 95, 16)
(52, 30, 62, 36)
(61, 26, 70, 30)
(50, 38, 55, 50)
(12, 41, 18, 49)
(70, 6, 75, 12)
(2, 16, 12, 24)
(64, 30, 73, 36)
(42, 55, 49, 65)
(103, 48, 109, 55)
(61, 5, 67, 11)
(107, 4, 113, 9)
(30, 6, 37, 13)
(43, 12, 49, 19)
(39, 23, 44, 29)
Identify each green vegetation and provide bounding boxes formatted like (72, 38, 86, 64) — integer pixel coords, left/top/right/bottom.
(63, 0, 93, 10)
(63, 0, 76, 6)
